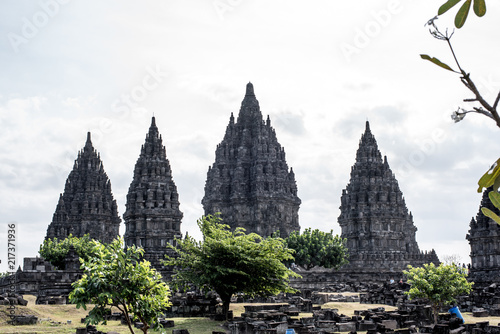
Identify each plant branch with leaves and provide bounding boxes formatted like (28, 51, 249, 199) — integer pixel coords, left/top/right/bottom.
(438, 0, 486, 29)
(421, 18, 500, 127)
(421, 1, 500, 224)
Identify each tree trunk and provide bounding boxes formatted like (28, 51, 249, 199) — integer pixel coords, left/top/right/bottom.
(138, 314, 149, 334)
(220, 293, 231, 320)
(118, 304, 136, 334)
(432, 304, 438, 325)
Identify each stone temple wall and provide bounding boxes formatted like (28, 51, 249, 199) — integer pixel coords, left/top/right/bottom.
(467, 187, 500, 287)
(0, 250, 82, 304)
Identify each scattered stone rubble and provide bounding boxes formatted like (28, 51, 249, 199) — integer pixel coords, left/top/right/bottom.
(467, 283, 500, 316)
(300, 281, 500, 317)
(8, 315, 38, 325)
(75, 325, 120, 334)
(224, 302, 500, 334)
(358, 281, 500, 317)
(163, 290, 221, 318)
(0, 293, 28, 306)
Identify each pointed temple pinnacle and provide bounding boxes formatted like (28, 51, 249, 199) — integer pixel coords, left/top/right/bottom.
(85, 132, 92, 149)
(148, 116, 158, 137)
(245, 82, 255, 96)
(365, 120, 370, 132)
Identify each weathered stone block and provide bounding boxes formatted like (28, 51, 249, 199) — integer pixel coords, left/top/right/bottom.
(337, 322, 356, 332)
(317, 320, 336, 329)
(450, 326, 466, 334)
(10, 315, 37, 325)
(381, 319, 398, 329)
(359, 321, 377, 331)
(473, 308, 489, 317)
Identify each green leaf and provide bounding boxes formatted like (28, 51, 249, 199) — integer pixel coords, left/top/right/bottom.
(478, 158, 500, 192)
(488, 191, 500, 210)
(420, 54, 455, 72)
(494, 174, 500, 193)
(481, 207, 500, 225)
(473, 0, 486, 17)
(438, 0, 462, 15)
(455, 0, 471, 28)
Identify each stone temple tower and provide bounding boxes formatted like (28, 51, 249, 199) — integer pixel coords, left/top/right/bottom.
(467, 187, 500, 285)
(338, 121, 439, 273)
(46, 132, 121, 243)
(124, 117, 183, 273)
(202, 82, 301, 237)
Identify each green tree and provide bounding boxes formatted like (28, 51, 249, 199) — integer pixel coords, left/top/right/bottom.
(285, 228, 349, 270)
(163, 214, 300, 319)
(403, 263, 473, 324)
(69, 238, 171, 334)
(39, 234, 97, 269)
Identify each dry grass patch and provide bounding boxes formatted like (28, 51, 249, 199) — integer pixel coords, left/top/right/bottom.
(321, 301, 397, 316)
(462, 313, 500, 325)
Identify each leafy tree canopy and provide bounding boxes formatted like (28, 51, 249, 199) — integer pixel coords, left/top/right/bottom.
(39, 234, 96, 269)
(285, 228, 349, 270)
(69, 238, 171, 334)
(164, 214, 300, 319)
(403, 263, 473, 324)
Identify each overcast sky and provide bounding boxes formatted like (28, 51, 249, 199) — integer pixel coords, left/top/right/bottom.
(1, 1, 500, 273)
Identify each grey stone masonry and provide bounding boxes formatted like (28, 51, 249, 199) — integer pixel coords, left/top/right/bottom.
(338, 121, 439, 272)
(123, 116, 183, 274)
(467, 186, 500, 285)
(202, 82, 301, 237)
(45, 132, 120, 243)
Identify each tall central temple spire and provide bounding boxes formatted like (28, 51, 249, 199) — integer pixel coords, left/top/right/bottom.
(202, 83, 300, 237)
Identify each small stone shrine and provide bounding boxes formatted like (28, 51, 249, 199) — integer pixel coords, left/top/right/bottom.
(467, 186, 500, 285)
(202, 82, 301, 237)
(45, 132, 121, 243)
(123, 116, 183, 275)
(337, 122, 439, 273)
